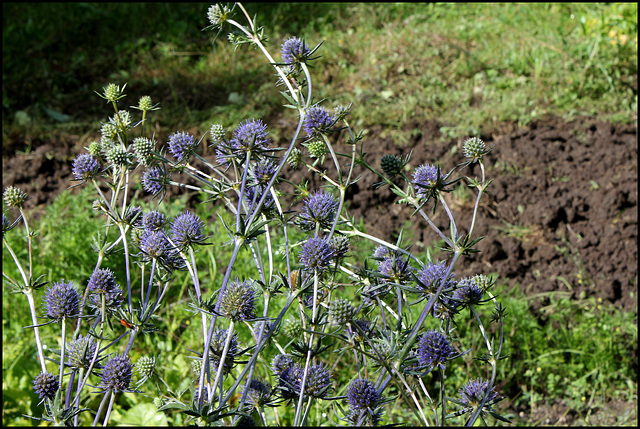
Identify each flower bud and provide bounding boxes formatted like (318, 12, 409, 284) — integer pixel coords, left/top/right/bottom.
(3, 186, 27, 208)
(381, 154, 403, 178)
(328, 298, 355, 325)
(33, 372, 58, 401)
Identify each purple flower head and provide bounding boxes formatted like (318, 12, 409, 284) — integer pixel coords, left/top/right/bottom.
(453, 277, 485, 306)
(140, 230, 170, 259)
(33, 372, 58, 401)
(303, 105, 334, 138)
(142, 210, 166, 231)
(66, 335, 101, 371)
(281, 36, 311, 66)
(87, 268, 118, 294)
(245, 378, 272, 408)
(167, 131, 198, 161)
(416, 260, 455, 295)
(243, 185, 276, 217)
(100, 353, 133, 392)
(171, 211, 206, 248)
(218, 279, 257, 322)
(298, 364, 333, 399)
(231, 119, 270, 157)
(297, 190, 339, 231)
(87, 268, 124, 313)
(372, 245, 390, 259)
(277, 362, 303, 400)
(412, 163, 439, 198)
(271, 353, 295, 375)
(377, 254, 413, 284)
(209, 327, 239, 375)
(458, 378, 501, 409)
(299, 235, 336, 272)
(417, 330, 456, 370)
(251, 158, 279, 186)
(141, 166, 168, 196)
(72, 154, 100, 181)
(347, 377, 381, 410)
(43, 280, 79, 321)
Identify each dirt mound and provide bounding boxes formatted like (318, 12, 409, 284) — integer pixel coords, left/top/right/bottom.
(2, 116, 637, 312)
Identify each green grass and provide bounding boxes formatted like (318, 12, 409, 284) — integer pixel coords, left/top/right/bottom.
(2, 3, 637, 148)
(3, 188, 637, 426)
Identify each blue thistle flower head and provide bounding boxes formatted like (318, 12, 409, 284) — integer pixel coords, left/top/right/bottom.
(33, 372, 58, 401)
(412, 163, 439, 198)
(72, 154, 101, 181)
(372, 245, 390, 259)
(87, 268, 118, 294)
(303, 105, 334, 138)
(141, 166, 169, 196)
(271, 353, 295, 375)
(231, 119, 270, 157)
(100, 353, 133, 392)
(453, 277, 485, 306)
(245, 378, 272, 408)
(458, 378, 501, 411)
(297, 190, 339, 231)
(251, 158, 279, 186)
(300, 364, 333, 399)
(66, 335, 101, 371)
(140, 230, 170, 259)
(281, 36, 311, 66)
(299, 235, 336, 272)
(243, 184, 276, 217)
(377, 254, 413, 284)
(417, 330, 456, 370)
(210, 327, 239, 375)
(218, 279, 257, 321)
(142, 210, 166, 231)
(171, 211, 206, 248)
(277, 363, 303, 400)
(347, 378, 381, 410)
(416, 260, 455, 295)
(167, 131, 198, 161)
(43, 280, 80, 321)
(87, 268, 124, 313)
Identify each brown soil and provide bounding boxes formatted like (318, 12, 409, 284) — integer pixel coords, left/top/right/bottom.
(2, 114, 637, 425)
(2, 116, 637, 309)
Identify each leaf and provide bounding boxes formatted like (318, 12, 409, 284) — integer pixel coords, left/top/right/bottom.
(120, 403, 169, 425)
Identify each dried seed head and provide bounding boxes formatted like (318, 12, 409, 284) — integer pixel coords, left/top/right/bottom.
(3, 186, 27, 208)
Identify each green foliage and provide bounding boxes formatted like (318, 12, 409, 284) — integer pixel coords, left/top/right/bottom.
(3, 3, 636, 145)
